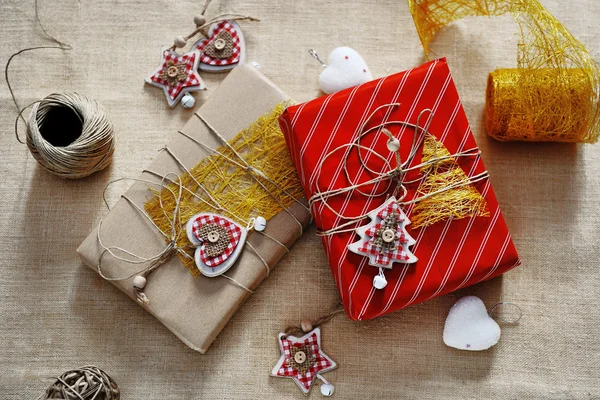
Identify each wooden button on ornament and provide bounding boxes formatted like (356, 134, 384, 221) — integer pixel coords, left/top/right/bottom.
(381, 229, 395, 243)
(207, 230, 220, 243)
(167, 66, 180, 78)
(294, 350, 307, 364)
(214, 38, 226, 50)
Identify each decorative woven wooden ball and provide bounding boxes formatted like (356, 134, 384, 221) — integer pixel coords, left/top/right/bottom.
(41, 366, 120, 400)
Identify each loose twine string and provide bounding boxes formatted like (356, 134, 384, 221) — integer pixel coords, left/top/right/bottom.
(308, 103, 489, 237)
(170, 0, 259, 50)
(283, 304, 346, 338)
(6, 0, 115, 179)
(489, 301, 523, 324)
(97, 109, 309, 303)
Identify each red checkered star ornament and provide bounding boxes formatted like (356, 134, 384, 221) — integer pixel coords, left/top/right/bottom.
(271, 327, 336, 396)
(145, 49, 206, 107)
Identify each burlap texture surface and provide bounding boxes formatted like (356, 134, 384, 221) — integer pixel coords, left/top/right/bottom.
(1, 0, 599, 398)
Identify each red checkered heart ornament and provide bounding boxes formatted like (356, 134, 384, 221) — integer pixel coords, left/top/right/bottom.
(186, 213, 247, 277)
(192, 20, 246, 72)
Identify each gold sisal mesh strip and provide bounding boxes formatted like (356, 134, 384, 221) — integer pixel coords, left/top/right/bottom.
(410, 134, 489, 228)
(144, 102, 305, 276)
(407, 0, 600, 143)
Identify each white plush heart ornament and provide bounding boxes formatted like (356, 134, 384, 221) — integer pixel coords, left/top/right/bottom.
(443, 296, 501, 351)
(319, 47, 373, 94)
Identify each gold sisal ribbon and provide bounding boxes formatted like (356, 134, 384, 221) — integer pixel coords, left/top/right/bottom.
(408, 0, 600, 143)
(144, 102, 305, 276)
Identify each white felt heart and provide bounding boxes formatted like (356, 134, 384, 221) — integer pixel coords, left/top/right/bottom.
(319, 47, 373, 94)
(443, 296, 501, 351)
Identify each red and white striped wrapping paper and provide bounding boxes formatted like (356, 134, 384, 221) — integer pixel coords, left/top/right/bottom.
(279, 58, 520, 321)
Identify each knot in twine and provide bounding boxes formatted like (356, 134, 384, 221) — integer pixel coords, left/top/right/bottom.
(25, 92, 115, 179)
(308, 104, 488, 236)
(38, 366, 120, 400)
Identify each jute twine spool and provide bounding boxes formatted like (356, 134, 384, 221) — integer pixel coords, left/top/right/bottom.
(485, 68, 594, 142)
(38, 366, 120, 400)
(25, 92, 115, 179)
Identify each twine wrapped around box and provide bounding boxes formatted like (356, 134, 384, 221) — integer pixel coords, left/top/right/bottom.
(408, 0, 600, 143)
(144, 102, 305, 277)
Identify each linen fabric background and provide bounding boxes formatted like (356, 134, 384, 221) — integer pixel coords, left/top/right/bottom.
(0, 0, 598, 398)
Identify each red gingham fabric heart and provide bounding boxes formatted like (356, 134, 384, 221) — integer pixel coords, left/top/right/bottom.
(195, 21, 242, 66)
(190, 214, 243, 267)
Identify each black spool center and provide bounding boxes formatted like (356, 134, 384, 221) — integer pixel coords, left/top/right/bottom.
(38, 105, 83, 147)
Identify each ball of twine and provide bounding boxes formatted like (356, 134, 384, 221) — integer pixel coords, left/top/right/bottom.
(26, 92, 115, 179)
(39, 366, 120, 400)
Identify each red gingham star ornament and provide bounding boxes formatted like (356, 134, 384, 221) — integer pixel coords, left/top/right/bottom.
(145, 49, 206, 107)
(271, 327, 337, 396)
(347, 196, 417, 289)
(185, 213, 247, 277)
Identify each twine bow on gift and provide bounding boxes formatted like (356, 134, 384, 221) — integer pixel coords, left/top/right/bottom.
(308, 103, 490, 236)
(97, 174, 197, 304)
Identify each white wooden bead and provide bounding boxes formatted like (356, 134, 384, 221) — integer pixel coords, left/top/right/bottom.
(194, 15, 206, 26)
(386, 138, 400, 152)
(300, 320, 313, 333)
(174, 35, 187, 48)
(181, 93, 196, 109)
(320, 383, 335, 396)
(133, 275, 147, 289)
(373, 274, 387, 290)
(254, 216, 267, 232)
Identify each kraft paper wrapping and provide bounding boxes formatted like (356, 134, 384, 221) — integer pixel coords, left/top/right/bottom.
(77, 65, 311, 353)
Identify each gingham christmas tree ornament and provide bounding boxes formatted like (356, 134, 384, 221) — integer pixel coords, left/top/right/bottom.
(145, 49, 206, 107)
(271, 327, 337, 396)
(192, 20, 246, 72)
(348, 196, 417, 289)
(185, 213, 247, 277)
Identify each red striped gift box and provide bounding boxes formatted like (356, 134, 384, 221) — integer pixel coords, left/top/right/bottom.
(279, 58, 520, 320)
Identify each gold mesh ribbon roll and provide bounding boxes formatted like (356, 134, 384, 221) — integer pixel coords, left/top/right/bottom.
(408, 0, 600, 143)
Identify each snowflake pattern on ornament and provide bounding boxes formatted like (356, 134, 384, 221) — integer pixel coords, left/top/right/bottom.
(348, 197, 417, 269)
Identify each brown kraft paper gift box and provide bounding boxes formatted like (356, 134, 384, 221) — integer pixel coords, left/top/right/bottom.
(77, 64, 311, 353)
